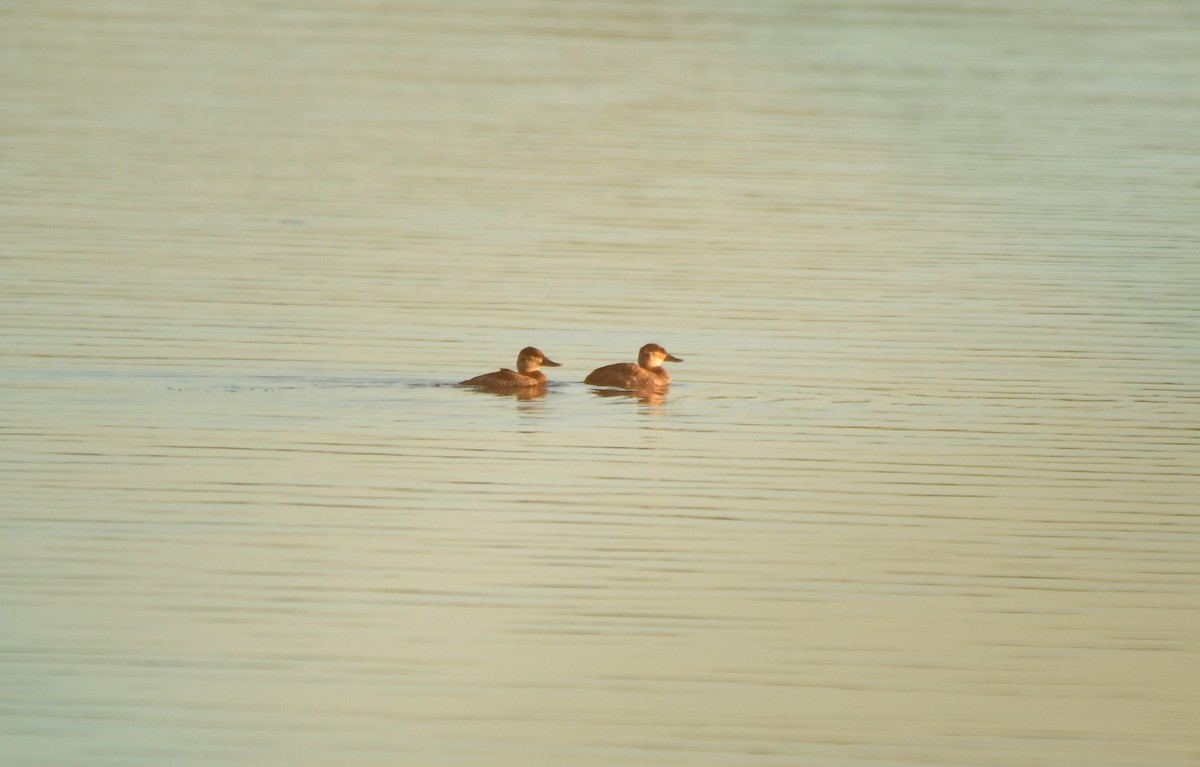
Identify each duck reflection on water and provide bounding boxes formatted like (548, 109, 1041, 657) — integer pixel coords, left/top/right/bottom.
(589, 387, 668, 407)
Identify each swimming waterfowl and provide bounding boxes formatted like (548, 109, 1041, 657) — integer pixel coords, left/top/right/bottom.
(584, 343, 682, 390)
(460, 347, 561, 391)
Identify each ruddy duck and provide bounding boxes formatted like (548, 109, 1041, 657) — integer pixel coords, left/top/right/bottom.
(584, 343, 683, 390)
(460, 347, 561, 391)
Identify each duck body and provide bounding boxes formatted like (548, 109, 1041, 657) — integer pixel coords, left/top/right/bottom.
(584, 343, 682, 391)
(460, 367, 548, 390)
(584, 362, 668, 389)
(460, 347, 560, 392)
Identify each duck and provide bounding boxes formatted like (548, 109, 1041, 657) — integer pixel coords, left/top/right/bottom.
(584, 343, 683, 390)
(460, 347, 561, 391)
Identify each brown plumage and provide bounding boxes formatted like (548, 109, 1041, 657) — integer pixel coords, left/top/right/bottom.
(584, 343, 683, 390)
(460, 347, 561, 391)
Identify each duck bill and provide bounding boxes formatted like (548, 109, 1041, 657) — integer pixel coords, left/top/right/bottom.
(664, 353, 683, 363)
(541, 357, 562, 367)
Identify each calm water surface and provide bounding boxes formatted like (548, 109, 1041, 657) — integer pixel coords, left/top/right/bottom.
(3, 1, 1198, 765)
